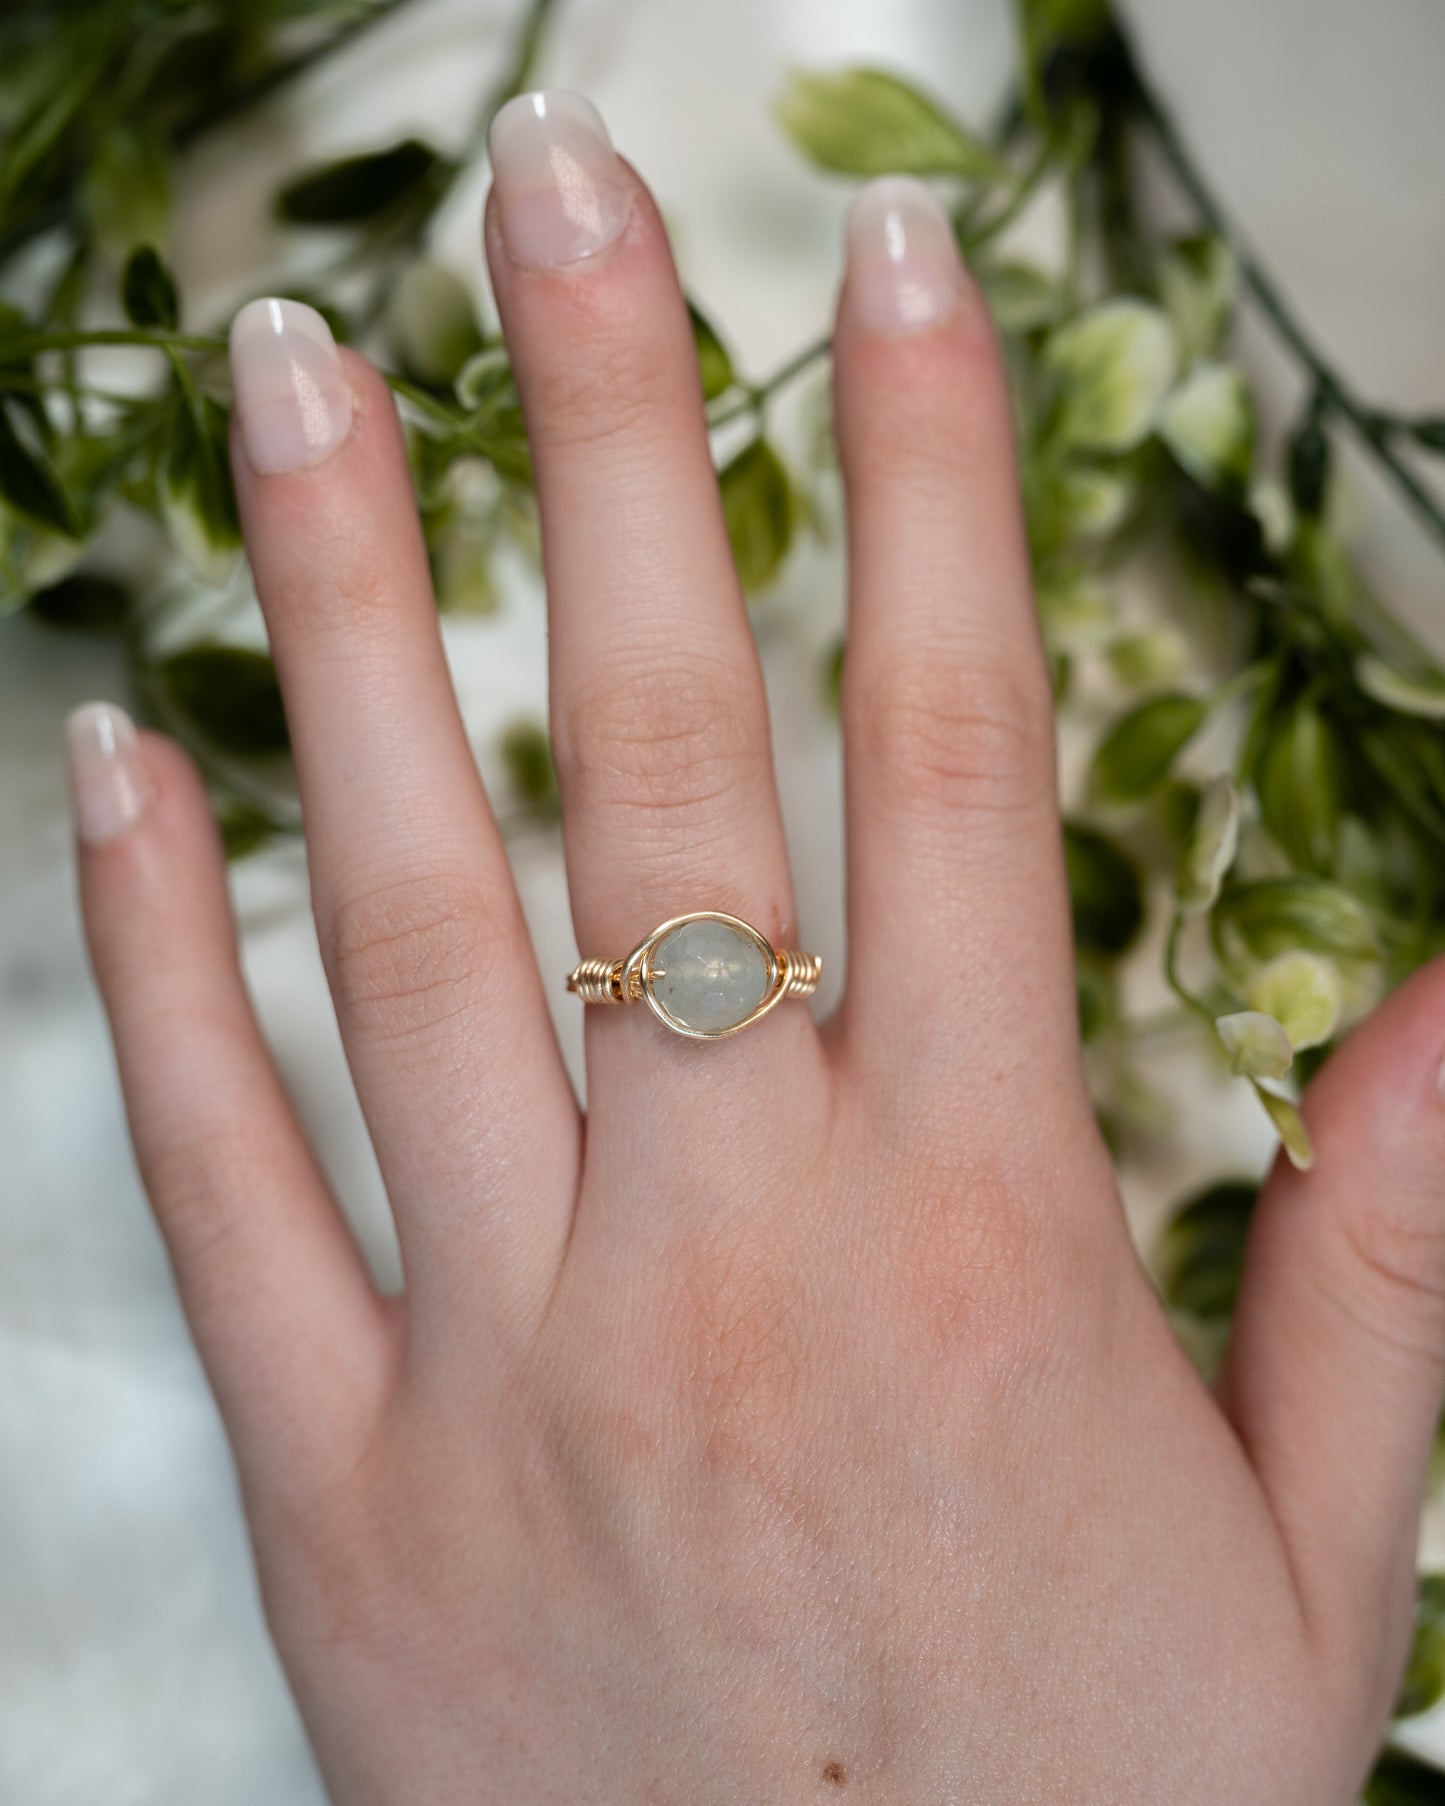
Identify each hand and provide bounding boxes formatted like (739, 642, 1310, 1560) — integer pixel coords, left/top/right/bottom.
(68, 91, 1445, 1803)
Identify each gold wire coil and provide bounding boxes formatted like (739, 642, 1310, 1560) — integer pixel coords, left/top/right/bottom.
(565, 956, 625, 1003)
(776, 948, 823, 997)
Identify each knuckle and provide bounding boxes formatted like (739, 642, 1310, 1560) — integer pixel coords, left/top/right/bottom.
(263, 521, 398, 647)
(528, 317, 693, 462)
(1328, 1197, 1445, 1364)
(324, 869, 502, 1041)
(850, 652, 1055, 819)
(556, 657, 768, 830)
(874, 1129, 1108, 1414)
(138, 1120, 259, 1270)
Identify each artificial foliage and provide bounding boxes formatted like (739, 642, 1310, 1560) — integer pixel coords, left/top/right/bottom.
(3, 0, 1445, 1786)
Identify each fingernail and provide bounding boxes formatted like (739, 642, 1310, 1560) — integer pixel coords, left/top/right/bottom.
(845, 177, 966, 336)
(66, 703, 153, 847)
(488, 90, 630, 268)
(229, 298, 353, 474)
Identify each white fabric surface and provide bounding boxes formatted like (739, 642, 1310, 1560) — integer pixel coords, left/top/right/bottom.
(1, 0, 1442, 1797)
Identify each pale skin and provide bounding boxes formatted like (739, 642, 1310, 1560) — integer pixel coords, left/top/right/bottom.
(69, 97, 1445, 1803)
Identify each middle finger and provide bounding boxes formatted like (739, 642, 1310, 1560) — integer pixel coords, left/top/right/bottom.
(485, 95, 812, 1105)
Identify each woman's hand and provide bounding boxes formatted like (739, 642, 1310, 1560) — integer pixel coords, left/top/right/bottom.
(68, 92, 1445, 1802)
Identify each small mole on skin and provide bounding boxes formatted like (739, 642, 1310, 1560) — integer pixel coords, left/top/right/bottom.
(821, 1760, 846, 1786)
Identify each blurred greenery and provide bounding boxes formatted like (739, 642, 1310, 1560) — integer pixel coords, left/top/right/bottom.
(2, 2, 1445, 1784)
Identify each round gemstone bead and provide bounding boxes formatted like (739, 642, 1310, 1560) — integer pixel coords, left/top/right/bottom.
(648, 918, 772, 1034)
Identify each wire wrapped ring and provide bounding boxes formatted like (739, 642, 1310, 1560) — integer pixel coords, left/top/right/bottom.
(566, 911, 821, 1040)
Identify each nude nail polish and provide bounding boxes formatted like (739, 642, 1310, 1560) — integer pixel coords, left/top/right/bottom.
(229, 298, 353, 474)
(66, 702, 153, 846)
(488, 91, 631, 268)
(845, 177, 966, 336)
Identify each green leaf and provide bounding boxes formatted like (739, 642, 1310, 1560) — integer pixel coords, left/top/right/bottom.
(27, 571, 129, 632)
(720, 437, 794, 593)
(1289, 519, 1353, 628)
(1089, 691, 1208, 805)
(1365, 1746, 1445, 1805)
(1358, 720, 1445, 848)
(776, 68, 1001, 179)
(1042, 301, 1178, 453)
(1397, 1576, 1445, 1719)
(1245, 951, 1342, 1051)
(979, 260, 1060, 333)
(499, 718, 558, 820)
(83, 123, 170, 259)
(1357, 653, 1445, 721)
(1248, 479, 1295, 557)
(161, 390, 240, 582)
(1157, 362, 1256, 496)
(1075, 954, 1116, 1043)
(1157, 1179, 1256, 1321)
(1106, 627, 1188, 690)
(388, 261, 482, 386)
(1257, 701, 1341, 872)
(1158, 234, 1237, 364)
(121, 245, 179, 331)
(1021, 0, 1112, 56)
(0, 403, 79, 537)
(1177, 774, 1240, 914)
(1287, 415, 1330, 519)
(156, 645, 289, 756)
(821, 635, 845, 716)
(1048, 464, 1135, 542)
(217, 801, 279, 861)
(429, 490, 500, 616)
(275, 138, 445, 224)
(1063, 821, 1144, 957)
(1036, 571, 1116, 650)
(1212, 877, 1379, 978)
(1253, 1084, 1314, 1171)
(689, 301, 735, 402)
(1216, 1010, 1293, 1080)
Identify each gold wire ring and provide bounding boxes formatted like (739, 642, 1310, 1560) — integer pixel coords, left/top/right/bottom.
(566, 910, 821, 1040)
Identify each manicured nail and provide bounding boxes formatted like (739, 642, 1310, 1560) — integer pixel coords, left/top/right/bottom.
(845, 177, 966, 336)
(66, 703, 153, 847)
(488, 91, 630, 268)
(229, 298, 353, 474)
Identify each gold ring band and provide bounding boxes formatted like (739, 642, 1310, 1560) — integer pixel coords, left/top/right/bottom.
(566, 910, 821, 1040)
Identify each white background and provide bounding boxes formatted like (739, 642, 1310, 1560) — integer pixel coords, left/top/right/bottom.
(1, 0, 1443, 1797)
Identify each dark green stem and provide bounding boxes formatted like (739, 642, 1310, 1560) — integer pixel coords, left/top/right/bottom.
(708, 335, 832, 432)
(959, 130, 1056, 253)
(1163, 909, 1218, 1029)
(0, 328, 225, 360)
(0, 328, 487, 450)
(1128, 62, 1445, 555)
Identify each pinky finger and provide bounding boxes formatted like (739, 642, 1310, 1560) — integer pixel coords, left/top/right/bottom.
(68, 703, 394, 1492)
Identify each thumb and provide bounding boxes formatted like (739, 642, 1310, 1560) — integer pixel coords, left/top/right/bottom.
(1218, 956, 1445, 1675)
